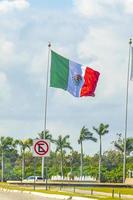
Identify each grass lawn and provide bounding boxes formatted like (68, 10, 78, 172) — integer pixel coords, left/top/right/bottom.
(77, 186, 133, 195)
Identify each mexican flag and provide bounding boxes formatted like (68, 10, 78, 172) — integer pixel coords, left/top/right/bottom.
(50, 50, 100, 97)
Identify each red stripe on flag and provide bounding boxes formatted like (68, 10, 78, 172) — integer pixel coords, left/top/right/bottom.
(80, 67, 100, 97)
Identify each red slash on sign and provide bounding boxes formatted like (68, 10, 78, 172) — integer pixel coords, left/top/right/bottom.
(33, 139, 50, 157)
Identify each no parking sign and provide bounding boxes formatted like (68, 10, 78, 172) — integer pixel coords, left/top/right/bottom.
(32, 139, 50, 157)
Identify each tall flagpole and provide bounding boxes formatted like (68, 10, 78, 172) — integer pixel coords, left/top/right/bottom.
(44, 42, 51, 133)
(42, 42, 51, 180)
(123, 38, 132, 183)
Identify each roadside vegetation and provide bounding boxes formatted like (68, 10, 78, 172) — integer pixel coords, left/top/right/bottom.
(0, 124, 133, 183)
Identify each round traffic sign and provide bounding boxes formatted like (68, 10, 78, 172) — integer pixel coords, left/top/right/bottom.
(33, 140, 50, 157)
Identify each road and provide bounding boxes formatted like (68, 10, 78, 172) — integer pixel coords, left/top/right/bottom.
(0, 191, 63, 200)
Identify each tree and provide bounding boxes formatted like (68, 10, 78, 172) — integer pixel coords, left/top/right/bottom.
(66, 150, 81, 178)
(18, 138, 33, 180)
(113, 134, 133, 180)
(102, 150, 123, 182)
(93, 123, 109, 182)
(0, 137, 16, 181)
(78, 126, 97, 179)
(37, 129, 53, 179)
(48, 151, 60, 178)
(114, 134, 133, 156)
(54, 135, 72, 178)
(38, 130, 52, 141)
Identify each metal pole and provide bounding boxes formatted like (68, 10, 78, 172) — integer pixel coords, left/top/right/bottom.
(99, 135, 102, 183)
(42, 43, 51, 179)
(123, 38, 132, 183)
(45, 157, 48, 190)
(44, 43, 51, 133)
(1, 151, 4, 182)
(42, 43, 51, 189)
(33, 157, 36, 190)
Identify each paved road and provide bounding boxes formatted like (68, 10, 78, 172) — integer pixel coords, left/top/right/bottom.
(0, 191, 62, 200)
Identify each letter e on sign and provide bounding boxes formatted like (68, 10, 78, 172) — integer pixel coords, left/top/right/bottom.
(32, 139, 50, 157)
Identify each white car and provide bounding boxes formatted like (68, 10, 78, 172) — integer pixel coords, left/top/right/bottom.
(23, 176, 43, 182)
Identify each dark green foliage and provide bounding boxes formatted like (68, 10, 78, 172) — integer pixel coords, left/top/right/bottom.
(0, 133, 133, 183)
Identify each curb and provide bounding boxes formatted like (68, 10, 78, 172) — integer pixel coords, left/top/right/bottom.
(30, 191, 97, 199)
(0, 188, 97, 200)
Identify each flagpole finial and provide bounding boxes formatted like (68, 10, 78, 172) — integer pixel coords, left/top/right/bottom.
(48, 42, 51, 48)
(129, 38, 132, 45)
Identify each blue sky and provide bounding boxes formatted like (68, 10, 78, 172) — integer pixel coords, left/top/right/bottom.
(0, 0, 133, 155)
(28, 0, 73, 9)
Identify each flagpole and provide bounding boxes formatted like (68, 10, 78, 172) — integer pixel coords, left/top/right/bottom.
(42, 42, 51, 181)
(123, 38, 132, 183)
(44, 42, 51, 133)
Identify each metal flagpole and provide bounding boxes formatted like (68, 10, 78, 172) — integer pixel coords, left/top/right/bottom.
(42, 42, 51, 189)
(123, 38, 132, 183)
(44, 44, 51, 133)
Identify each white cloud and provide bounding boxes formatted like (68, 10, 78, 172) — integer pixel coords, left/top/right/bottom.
(73, 0, 133, 17)
(0, 72, 7, 83)
(77, 26, 127, 99)
(73, 0, 122, 17)
(0, 0, 30, 13)
(124, 0, 133, 14)
(29, 48, 48, 76)
(0, 72, 11, 102)
(73, 0, 104, 17)
(0, 38, 15, 68)
(0, 119, 41, 139)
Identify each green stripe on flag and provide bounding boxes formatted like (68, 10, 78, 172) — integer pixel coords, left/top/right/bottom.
(50, 50, 69, 90)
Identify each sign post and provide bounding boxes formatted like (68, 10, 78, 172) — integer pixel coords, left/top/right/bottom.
(32, 139, 50, 190)
(33, 157, 36, 190)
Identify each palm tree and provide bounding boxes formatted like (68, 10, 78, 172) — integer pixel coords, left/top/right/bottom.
(113, 134, 133, 182)
(78, 126, 97, 179)
(18, 138, 33, 180)
(114, 134, 133, 156)
(93, 123, 109, 182)
(37, 129, 53, 179)
(38, 130, 52, 141)
(0, 137, 16, 182)
(54, 135, 72, 178)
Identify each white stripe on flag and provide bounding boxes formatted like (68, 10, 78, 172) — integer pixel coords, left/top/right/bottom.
(130, 47, 133, 81)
